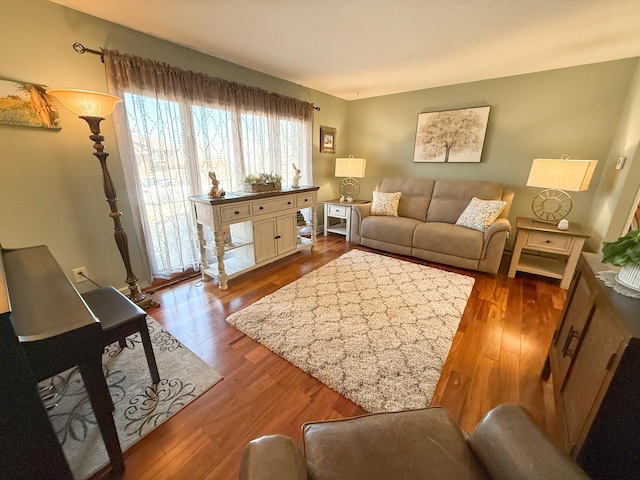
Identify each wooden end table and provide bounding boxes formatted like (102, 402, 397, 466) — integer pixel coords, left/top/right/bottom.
(323, 199, 369, 242)
(507, 217, 590, 289)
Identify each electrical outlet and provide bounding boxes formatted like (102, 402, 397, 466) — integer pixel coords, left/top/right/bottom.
(616, 157, 626, 170)
(72, 267, 88, 283)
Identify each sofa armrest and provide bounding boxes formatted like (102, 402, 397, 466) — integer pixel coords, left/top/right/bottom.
(469, 404, 589, 480)
(483, 218, 511, 242)
(349, 203, 372, 244)
(239, 434, 307, 480)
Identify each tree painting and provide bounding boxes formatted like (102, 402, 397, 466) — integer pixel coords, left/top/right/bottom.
(413, 106, 490, 163)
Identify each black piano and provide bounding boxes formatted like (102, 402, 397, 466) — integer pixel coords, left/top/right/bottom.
(0, 245, 124, 479)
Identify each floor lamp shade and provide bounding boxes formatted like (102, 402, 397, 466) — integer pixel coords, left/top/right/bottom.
(46, 89, 122, 117)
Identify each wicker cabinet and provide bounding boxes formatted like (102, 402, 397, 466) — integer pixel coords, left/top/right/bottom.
(543, 253, 640, 480)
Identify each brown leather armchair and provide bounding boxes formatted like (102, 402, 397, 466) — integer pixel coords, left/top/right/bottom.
(240, 404, 590, 480)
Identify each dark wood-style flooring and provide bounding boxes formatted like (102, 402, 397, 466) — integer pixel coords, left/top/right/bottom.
(111, 235, 565, 480)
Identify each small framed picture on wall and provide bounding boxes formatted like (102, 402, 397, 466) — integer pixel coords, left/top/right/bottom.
(320, 125, 336, 154)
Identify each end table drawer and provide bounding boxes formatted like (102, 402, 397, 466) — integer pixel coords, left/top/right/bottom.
(328, 204, 348, 217)
(527, 231, 572, 253)
(221, 203, 252, 222)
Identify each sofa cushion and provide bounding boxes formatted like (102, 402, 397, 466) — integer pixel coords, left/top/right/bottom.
(378, 177, 434, 222)
(413, 222, 484, 260)
(302, 408, 489, 480)
(370, 191, 402, 216)
(361, 216, 421, 247)
(455, 197, 507, 232)
(427, 180, 504, 224)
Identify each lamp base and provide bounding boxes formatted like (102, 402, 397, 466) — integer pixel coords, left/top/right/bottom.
(126, 282, 159, 309)
(531, 188, 572, 222)
(339, 177, 361, 201)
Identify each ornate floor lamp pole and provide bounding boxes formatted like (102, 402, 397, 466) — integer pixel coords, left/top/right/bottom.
(47, 89, 156, 308)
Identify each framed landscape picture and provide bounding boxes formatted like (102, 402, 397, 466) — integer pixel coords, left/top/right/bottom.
(0, 78, 61, 129)
(413, 106, 490, 163)
(319, 125, 336, 154)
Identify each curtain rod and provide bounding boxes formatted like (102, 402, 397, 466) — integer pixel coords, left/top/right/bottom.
(73, 42, 104, 62)
(71, 42, 321, 111)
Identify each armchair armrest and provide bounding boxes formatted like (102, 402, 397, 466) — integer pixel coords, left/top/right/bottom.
(239, 434, 307, 480)
(469, 404, 589, 480)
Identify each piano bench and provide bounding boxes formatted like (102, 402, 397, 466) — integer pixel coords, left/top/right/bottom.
(82, 286, 160, 385)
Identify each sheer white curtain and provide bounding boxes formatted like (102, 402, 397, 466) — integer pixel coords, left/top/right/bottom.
(104, 50, 314, 280)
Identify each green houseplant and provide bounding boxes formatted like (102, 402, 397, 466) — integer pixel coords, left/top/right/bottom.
(242, 172, 282, 193)
(602, 229, 640, 290)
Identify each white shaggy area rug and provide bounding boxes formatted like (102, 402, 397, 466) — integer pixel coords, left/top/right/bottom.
(226, 249, 474, 412)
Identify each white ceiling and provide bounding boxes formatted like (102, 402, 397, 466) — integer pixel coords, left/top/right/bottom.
(51, 0, 640, 100)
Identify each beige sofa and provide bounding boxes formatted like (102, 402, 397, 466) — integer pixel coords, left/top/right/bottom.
(350, 177, 514, 274)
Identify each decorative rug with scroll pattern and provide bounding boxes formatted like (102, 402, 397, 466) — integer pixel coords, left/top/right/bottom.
(226, 249, 474, 412)
(40, 317, 222, 480)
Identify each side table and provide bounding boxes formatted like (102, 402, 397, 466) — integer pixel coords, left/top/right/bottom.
(323, 199, 369, 242)
(507, 217, 590, 289)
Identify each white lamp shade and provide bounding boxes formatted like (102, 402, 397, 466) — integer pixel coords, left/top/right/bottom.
(335, 157, 366, 178)
(526, 158, 598, 192)
(46, 89, 122, 117)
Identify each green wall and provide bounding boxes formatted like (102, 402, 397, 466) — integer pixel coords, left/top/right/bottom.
(1, 0, 638, 292)
(345, 60, 638, 236)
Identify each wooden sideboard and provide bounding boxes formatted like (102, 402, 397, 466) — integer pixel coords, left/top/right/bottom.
(543, 252, 640, 479)
(189, 186, 318, 289)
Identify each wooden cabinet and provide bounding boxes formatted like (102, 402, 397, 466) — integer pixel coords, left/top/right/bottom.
(253, 214, 297, 263)
(543, 253, 640, 479)
(189, 187, 318, 290)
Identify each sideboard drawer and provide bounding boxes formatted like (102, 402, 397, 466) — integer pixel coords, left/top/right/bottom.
(297, 193, 314, 208)
(526, 231, 572, 253)
(221, 203, 252, 222)
(252, 196, 295, 215)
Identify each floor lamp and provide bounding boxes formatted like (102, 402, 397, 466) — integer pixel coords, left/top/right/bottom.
(47, 88, 157, 308)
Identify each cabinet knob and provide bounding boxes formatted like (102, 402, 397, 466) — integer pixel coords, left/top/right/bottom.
(304, 199, 308, 202)
(259, 206, 264, 210)
(234, 210, 240, 215)
(287, 201, 292, 205)
(545, 239, 551, 244)
(275, 235, 281, 239)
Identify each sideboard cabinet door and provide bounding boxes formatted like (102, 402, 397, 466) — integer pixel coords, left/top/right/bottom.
(545, 253, 640, 480)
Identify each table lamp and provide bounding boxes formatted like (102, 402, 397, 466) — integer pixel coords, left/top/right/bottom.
(335, 155, 366, 201)
(526, 154, 597, 223)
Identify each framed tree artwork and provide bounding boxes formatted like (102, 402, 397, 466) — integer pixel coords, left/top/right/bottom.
(319, 125, 336, 154)
(413, 106, 490, 163)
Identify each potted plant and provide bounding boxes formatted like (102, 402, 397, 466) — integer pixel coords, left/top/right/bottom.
(242, 173, 282, 193)
(602, 229, 640, 290)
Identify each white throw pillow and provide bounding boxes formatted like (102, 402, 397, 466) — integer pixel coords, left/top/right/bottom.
(455, 197, 507, 232)
(370, 191, 402, 216)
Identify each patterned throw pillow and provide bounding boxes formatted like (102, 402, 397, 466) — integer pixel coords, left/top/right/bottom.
(370, 191, 402, 216)
(455, 197, 507, 232)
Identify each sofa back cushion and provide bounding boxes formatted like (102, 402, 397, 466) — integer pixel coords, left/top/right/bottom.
(377, 177, 435, 222)
(427, 180, 504, 224)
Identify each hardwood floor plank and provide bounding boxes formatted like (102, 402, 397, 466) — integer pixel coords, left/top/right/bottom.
(102, 236, 563, 480)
